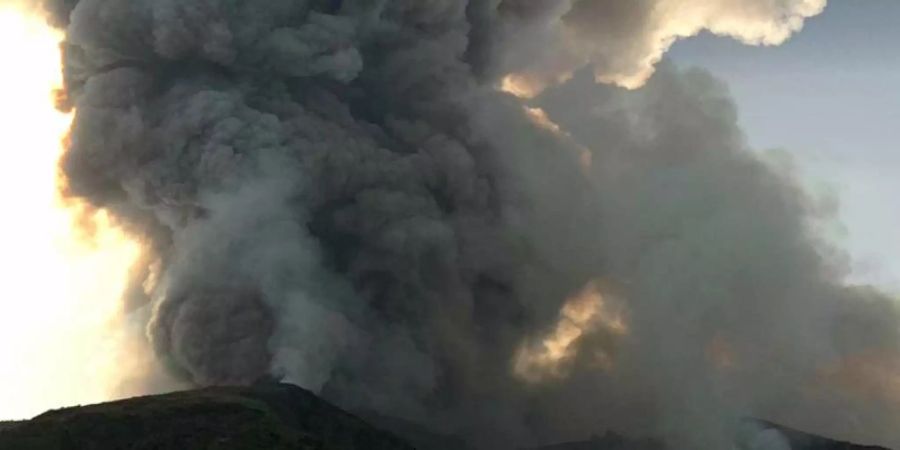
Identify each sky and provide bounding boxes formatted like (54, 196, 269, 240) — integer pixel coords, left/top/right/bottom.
(669, 0, 900, 291)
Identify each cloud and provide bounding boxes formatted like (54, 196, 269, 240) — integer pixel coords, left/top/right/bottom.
(45, 1, 900, 448)
(488, 0, 825, 89)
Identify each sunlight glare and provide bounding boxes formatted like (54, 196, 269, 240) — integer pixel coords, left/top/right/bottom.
(0, 6, 142, 420)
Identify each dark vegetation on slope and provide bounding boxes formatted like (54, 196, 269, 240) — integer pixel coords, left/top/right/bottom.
(357, 410, 475, 450)
(0, 383, 412, 450)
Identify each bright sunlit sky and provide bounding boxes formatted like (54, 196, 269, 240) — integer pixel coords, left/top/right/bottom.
(669, 0, 900, 292)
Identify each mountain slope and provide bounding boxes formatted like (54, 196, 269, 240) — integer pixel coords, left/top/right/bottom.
(526, 423, 892, 450)
(0, 383, 412, 450)
(0, 383, 892, 450)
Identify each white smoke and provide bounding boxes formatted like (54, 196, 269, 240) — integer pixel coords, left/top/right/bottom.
(493, 0, 826, 89)
(736, 422, 792, 450)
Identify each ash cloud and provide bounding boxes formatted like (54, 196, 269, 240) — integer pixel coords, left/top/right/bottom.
(41, 0, 900, 449)
(475, 0, 825, 89)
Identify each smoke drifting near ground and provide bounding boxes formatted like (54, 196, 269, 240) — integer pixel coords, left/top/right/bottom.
(39, 0, 900, 448)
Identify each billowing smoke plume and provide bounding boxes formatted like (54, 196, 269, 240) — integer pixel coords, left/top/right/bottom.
(476, 0, 825, 89)
(40, 0, 900, 448)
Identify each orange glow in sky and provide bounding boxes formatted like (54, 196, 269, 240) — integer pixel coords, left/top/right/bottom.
(0, 6, 143, 420)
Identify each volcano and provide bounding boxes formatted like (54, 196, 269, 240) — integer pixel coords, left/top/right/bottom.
(0, 383, 890, 450)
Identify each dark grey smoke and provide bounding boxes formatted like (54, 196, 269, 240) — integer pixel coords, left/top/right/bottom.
(41, 1, 900, 449)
